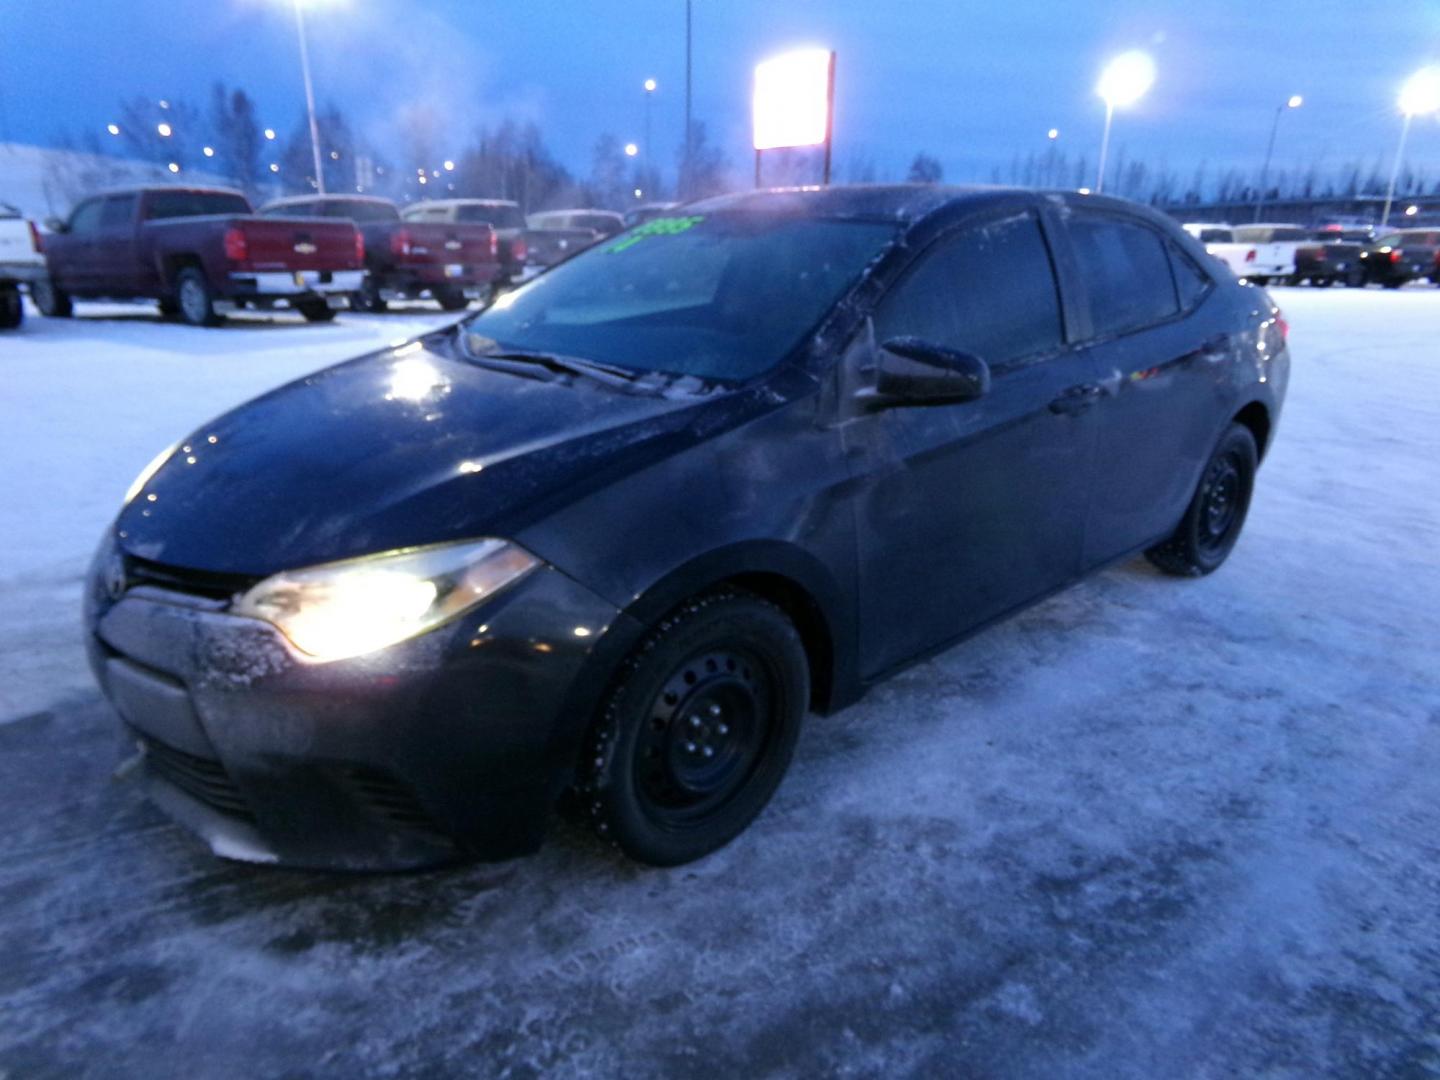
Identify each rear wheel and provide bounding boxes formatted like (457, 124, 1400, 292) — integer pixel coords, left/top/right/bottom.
(1145, 424, 1258, 577)
(32, 277, 72, 318)
(1345, 269, 1367, 288)
(577, 591, 809, 866)
(175, 268, 219, 326)
(1249, 275, 1269, 286)
(433, 287, 470, 312)
(295, 299, 338, 322)
(0, 283, 21, 329)
(352, 277, 387, 313)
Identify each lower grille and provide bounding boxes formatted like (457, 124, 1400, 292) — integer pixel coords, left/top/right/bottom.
(340, 766, 448, 840)
(139, 734, 255, 821)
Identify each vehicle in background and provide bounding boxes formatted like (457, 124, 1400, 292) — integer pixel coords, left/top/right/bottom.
(33, 187, 363, 326)
(525, 209, 625, 269)
(1292, 228, 1369, 288)
(402, 199, 533, 290)
(0, 202, 45, 329)
(1181, 223, 1313, 285)
(1358, 229, 1440, 288)
(623, 202, 680, 228)
(88, 186, 1289, 871)
(261, 196, 498, 313)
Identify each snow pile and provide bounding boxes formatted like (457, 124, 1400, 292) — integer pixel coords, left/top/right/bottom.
(0, 142, 232, 220)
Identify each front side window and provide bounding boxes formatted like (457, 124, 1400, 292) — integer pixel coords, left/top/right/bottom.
(69, 199, 104, 234)
(465, 213, 896, 381)
(1067, 215, 1180, 339)
(873, 213, 1064, 366)
(100, 195, 137, 229)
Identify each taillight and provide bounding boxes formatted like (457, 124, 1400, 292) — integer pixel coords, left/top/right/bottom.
(1244, 249, 1257, 263)
(490, 231, 498, 258)
(28, 220, 43, 254)
(223, 226, 248, 262)
(1389, 249, 1403, 264)
(390, 229, 412, 257)
(354, 228, 365, 265)
(1277, 313, 1289, 341)
(512, 236, 528, 263)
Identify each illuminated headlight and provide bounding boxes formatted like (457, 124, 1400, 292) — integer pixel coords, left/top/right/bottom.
(231, 539, 540, 661)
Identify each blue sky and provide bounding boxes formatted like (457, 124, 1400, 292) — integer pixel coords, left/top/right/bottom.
(3, 0, 1438, 186)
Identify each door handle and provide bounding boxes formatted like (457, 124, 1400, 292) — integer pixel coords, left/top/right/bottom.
(1049, 383, 1105, 415)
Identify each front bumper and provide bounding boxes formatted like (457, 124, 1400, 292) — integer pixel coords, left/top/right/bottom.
(85, 542, 628, 870)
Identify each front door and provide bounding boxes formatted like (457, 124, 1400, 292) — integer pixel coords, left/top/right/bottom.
(843, 208, 1103, 676)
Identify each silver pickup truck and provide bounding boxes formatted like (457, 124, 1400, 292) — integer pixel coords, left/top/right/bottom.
(0, 202, 45, 328)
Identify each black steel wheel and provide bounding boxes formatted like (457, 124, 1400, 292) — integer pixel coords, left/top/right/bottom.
(352, 277, 387, 313)
(32, 276, 72, 318)
(296, 299, 338, 322)
(578, 590, 808, 866)
(433, 287, 470, 312)
(1146, 423, 1258, 577)
(0, 283, 21, 329)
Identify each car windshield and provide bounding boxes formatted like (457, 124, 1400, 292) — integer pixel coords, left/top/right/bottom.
(463, 213, 897, 382)
(458, 205, 524, 228)
(145, 191, 251, 219)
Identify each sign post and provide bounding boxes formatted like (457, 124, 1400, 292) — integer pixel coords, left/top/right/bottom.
(752, 48, 836, 189)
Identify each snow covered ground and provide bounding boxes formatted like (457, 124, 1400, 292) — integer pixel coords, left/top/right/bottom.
(1, 287, 1438, 1077)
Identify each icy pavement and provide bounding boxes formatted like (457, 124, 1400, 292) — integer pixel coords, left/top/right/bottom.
(1, 288, 1438, 1077)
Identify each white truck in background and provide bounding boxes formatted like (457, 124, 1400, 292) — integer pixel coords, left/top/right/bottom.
(0, 201, 45, 328)
(1182, 222, 1312, 285)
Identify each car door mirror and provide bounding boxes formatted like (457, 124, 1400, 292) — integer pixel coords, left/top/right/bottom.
(860, 337, 991, 408)
(45, 218, 68, 234)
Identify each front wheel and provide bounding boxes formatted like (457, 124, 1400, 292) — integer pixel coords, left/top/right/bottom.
(577, 591, 809, 866)
(32, 277, 72, 318)
(1145, 424, 1258, 577)
(1345, 270, 1367, 288)
(295, 299, 338, 322)
(0, 283, 21, 329)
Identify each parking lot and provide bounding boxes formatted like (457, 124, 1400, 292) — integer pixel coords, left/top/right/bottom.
(2, 287, 1438, 1078)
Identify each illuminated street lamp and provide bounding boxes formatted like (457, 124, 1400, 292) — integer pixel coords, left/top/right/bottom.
(643, 77, 657, 169)
(1094, 51, 1155, 193)
(156, 122, 173, 138)
(1382, 67, 1440, 227)
(1255, 94, 1303, 221)
(167, 162, 180, 173)
(624, 142, 639, 157)
(265, 128, 277, 141)
(443, 159, 455, 171)
(202, 146, 215, 157)
(107, 123, 120, 136)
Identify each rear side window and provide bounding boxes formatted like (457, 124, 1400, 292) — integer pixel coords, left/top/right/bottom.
(100, 195, 136, 229)
(1068, 215, 1180, 338)
(1169, 243, 1211, 310)
(459, 205, 524, 228)
(874, 213, 1064, 366)
(146, 191, 252, 219)
(1197, 228, 1232, 244)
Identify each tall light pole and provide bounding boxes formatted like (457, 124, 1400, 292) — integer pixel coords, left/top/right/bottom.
(683, 0, 692, 196)
(1255, 94, 1303, 222)
(293, 0, 326, 193)
(643, 78, 657, 177)
(1382, 67, 1440, 229)
(1095, 51, 1155, 194)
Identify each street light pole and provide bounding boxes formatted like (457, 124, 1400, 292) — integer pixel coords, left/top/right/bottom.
(644, 79, 656, 178)
(1380, 112, 1412, 230)
(1256, 95, 1302, 222)
(293, 0, 325, 193)
(683, 0, 692, 196)
(1096, 101, 1114, 193)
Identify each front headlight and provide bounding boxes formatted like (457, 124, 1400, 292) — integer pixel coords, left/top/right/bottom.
(231, 539, 540, 662)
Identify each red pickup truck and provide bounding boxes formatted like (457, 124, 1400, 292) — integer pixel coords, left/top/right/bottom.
(35, 187, 364, 326)
(260, 195, 498, 312)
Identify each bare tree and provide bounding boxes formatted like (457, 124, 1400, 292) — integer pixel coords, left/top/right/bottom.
(907, 153, 943, 183)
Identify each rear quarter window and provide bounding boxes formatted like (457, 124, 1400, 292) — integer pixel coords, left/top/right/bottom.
(1168, 243, 1212, 311)
(1067, 215, 1180, 339)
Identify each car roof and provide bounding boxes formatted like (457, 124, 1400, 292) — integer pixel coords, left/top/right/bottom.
(265, 194, 396, 207)
(532, 208, 624, 218)
(88, 186, 248, 200)
(407, 198, 520, 208)
(687, 183, 1169, 229)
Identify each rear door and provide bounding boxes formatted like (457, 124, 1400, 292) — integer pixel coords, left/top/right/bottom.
(1059, 210, 1232, 565)
(845, 206, 1103, 674)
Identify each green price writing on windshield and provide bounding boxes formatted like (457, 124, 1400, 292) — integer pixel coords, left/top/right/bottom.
(607, 215, 706, 253)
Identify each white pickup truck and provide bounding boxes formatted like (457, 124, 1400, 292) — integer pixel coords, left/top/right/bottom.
(1182, 222, 1311, 285)
(0, 202, 45, 328)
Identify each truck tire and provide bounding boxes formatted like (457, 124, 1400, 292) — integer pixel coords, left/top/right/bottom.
(175, 268, 220, 326)
(296, 299, 338, 322)
(576, 590, 808, 866)
(352, 278, 386, 313)
(0, 283, 21, 329)
(1145, 423, 1258, 578)
(32, 277, 72, 318)
(433, 287, 470, 312)
(1345, 270, 1366, 288)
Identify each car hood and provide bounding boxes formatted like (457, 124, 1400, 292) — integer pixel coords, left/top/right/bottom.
(115, 332, 742, 577)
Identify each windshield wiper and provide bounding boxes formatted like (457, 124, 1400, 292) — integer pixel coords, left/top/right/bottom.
(457, 332, 651, 391)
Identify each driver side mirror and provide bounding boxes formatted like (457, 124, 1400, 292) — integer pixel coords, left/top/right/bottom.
(859, 337, 991, 408)
(45, 218, 68, 234)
